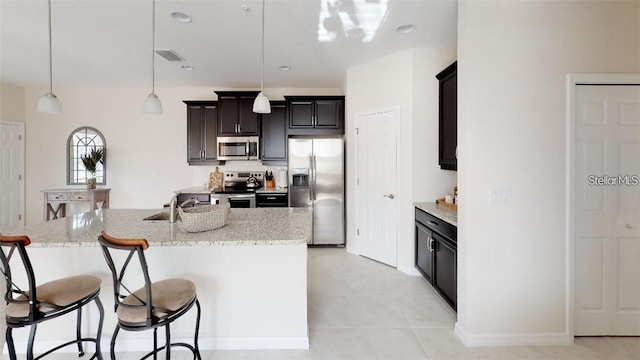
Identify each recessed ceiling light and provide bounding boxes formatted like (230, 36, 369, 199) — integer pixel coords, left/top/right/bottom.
(171, 11, 192, 23)
(241, 5, 251, 15)
(279, 65, 291, 71)
(181, 65, 195, 71)
(396, 24, 415, 34)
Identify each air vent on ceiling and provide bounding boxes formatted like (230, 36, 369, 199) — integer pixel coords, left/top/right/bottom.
(155, 49, 185, 62)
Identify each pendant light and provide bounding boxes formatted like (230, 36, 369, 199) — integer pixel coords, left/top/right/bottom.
(253, 0, 271, 114)
(143, 0, 162, 114)
(37, 0, 63, 114)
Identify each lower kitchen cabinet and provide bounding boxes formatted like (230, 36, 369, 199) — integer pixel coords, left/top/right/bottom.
(256, 192, 288, 207)
(415, 207, 457, 311)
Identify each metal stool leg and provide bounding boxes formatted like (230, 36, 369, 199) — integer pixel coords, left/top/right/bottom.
(6, 327, 17, 360)
(27, 323, 37, 360)
(194, 299, 202, 360)
(153, 327, 158, 360)
(165, 325, 171, 360)
(76, 306, 85, 356)
(110, 325, 120, 360)
(94, 296, 105, 360)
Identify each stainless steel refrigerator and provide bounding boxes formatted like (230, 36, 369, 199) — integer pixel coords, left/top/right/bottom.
(289, 137, 344, 245)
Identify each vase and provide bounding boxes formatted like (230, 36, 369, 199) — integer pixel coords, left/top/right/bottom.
(87, 177, 97, 189)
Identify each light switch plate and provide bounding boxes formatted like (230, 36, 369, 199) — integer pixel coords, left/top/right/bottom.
(490, 188, 511, 204)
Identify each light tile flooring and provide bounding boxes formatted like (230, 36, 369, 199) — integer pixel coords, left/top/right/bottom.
(4, 248, 640, 359)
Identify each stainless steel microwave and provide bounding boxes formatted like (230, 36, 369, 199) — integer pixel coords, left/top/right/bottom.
(217, 136, 260, 161)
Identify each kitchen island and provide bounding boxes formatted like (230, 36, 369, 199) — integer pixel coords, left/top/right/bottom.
(2, 208, 311, 354)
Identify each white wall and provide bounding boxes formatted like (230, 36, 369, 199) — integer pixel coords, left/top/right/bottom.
(0, 82, 25, 122)
(345, 48, 457, 273)
(456, 0, 640, 346)
(23, 86, 341, 224)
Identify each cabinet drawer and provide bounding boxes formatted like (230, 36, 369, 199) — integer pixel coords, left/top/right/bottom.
(256, 193, 288, 207)
(70, 192, 89, 200)
(47, 192, 68, 201)
(177, 193, 211, 204)
(415, 208, 456, 244)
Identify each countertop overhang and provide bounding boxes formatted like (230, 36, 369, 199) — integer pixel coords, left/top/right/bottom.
(5, 208, 312, 247)
(414, 202, 457, 226)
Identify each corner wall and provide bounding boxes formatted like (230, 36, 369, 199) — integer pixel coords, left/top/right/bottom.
(345, 48, 456, 273)
(0, 82, 25, 122)
(456, 0, 640, 345)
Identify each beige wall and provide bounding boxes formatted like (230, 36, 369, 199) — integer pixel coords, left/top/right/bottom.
(345, 48, 457, 273)
(0, 82, 25, 122)
(456, 0, 640, 345)
(23, 86, 341, 224)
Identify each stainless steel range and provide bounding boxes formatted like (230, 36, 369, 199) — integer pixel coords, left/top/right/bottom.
(212, 171, 263, 208)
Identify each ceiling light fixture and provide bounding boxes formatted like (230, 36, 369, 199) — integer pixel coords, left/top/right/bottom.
(171, 11, 192, 23)
(181, 65, 195, 71)
(37, 0, 62, 114)
(278, 65, 291, 71)
(396, 24, 416, 34)
(143, 0, 162, 115)
(253, 0, 270, 114)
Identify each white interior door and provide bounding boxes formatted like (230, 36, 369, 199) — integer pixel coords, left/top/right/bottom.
(0, 121, 25, 231)
(356, 109, 397, 267)
(574, 84, 640, 335)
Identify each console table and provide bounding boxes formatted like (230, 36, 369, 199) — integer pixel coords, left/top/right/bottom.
(42, 188, 110, 221)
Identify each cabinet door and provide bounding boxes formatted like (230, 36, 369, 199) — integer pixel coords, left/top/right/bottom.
(438, 64, 457, 170)
(239, 96, 259, 135)
(315, 99, 342, 129)
(289, 100, 314, 128)
(218, 95, 240, 135)
(202, 105, 218, 161)
(261, 102, 287, 162)
(415, 222, 434, 281)
(187, 105, 204, 162)
(433, 233, 457, 310)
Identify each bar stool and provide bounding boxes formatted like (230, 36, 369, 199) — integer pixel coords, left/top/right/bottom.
(0, 234, 104, 360)
(97, 231, 201, 359)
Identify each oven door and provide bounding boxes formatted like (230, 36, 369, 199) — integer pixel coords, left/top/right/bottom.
(217, 136, 259, 161)
(228, 194, 256, 208)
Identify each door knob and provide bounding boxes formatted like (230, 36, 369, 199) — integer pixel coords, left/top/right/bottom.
(383, 194, 395, 199)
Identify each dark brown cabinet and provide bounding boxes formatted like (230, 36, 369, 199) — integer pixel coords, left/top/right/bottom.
(436, 62, 457, 171)
(215, 91, 260, 136)
(184, 101, 218, 165)
(285, 96, 344, 135)
(256, 192, 288, 208)
(415, 207, 457, 311)
(260, 101, 287, 164)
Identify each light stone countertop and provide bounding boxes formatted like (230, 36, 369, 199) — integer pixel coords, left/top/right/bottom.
(255, 187, 288, 194)
(414, 202, 457, 227)
(4, 208, 312, 247)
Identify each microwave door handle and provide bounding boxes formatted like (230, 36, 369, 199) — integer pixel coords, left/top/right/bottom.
(246, 139, 250, 160)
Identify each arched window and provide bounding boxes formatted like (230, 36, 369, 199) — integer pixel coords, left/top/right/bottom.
(67, 127, 106, 185)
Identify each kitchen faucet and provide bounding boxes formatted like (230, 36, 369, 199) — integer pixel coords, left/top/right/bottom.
(168, 193, 200, 223)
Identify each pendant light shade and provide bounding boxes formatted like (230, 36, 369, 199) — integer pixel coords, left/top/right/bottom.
(37, 93, 63, 114)
(253, 0, 271, 114)
(143, 93, 163, 114)
(143, 0, 162, 115)
(38, 0, 62, 114)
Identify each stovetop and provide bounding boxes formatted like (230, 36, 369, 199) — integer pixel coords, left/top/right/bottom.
(213, 171, 264, 194)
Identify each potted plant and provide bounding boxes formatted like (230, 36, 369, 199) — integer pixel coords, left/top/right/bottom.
(81, 148, 104, 189)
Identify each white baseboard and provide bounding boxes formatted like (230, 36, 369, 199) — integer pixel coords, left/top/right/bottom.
(6, 336, 310, 354)
(398, 265, 421, 276)
(454, 323, 573, 347)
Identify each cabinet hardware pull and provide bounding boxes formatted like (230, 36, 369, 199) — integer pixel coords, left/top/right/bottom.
(266, 197, 276, 200)
(383, 194, 395, 199)
(427, 237, 432, 251)
(426, 220, 438, 226)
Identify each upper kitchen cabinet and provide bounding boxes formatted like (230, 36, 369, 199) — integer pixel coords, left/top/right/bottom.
(215, 91, 260, 136)
(285, 96, 345, 135)
(183, 101, 218, 165)
(261, 101, 287, 164)
(436, 62, 457, 171)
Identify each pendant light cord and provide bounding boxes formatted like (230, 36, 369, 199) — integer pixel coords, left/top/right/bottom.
(261, 0, 265, 92)
(151, 0, 156, 93)
(47, 0, 53, 94)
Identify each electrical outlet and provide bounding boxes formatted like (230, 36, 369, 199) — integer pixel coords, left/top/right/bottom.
(490, 188, 511, 204)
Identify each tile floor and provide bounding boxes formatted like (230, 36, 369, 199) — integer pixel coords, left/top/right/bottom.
(3, 247, 640, 359)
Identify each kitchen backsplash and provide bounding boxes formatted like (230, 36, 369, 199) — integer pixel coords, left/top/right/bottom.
(191, 161, 288, 189)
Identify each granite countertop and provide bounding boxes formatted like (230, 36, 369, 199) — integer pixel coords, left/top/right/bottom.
(255, 187, 288, 194)
(414, 202, 457, 227)
(4, 208, 312, 247)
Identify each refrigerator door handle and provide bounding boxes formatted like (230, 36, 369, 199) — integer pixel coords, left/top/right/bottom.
(309, 156, 315, 201)
(312, 155, 318, 201)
